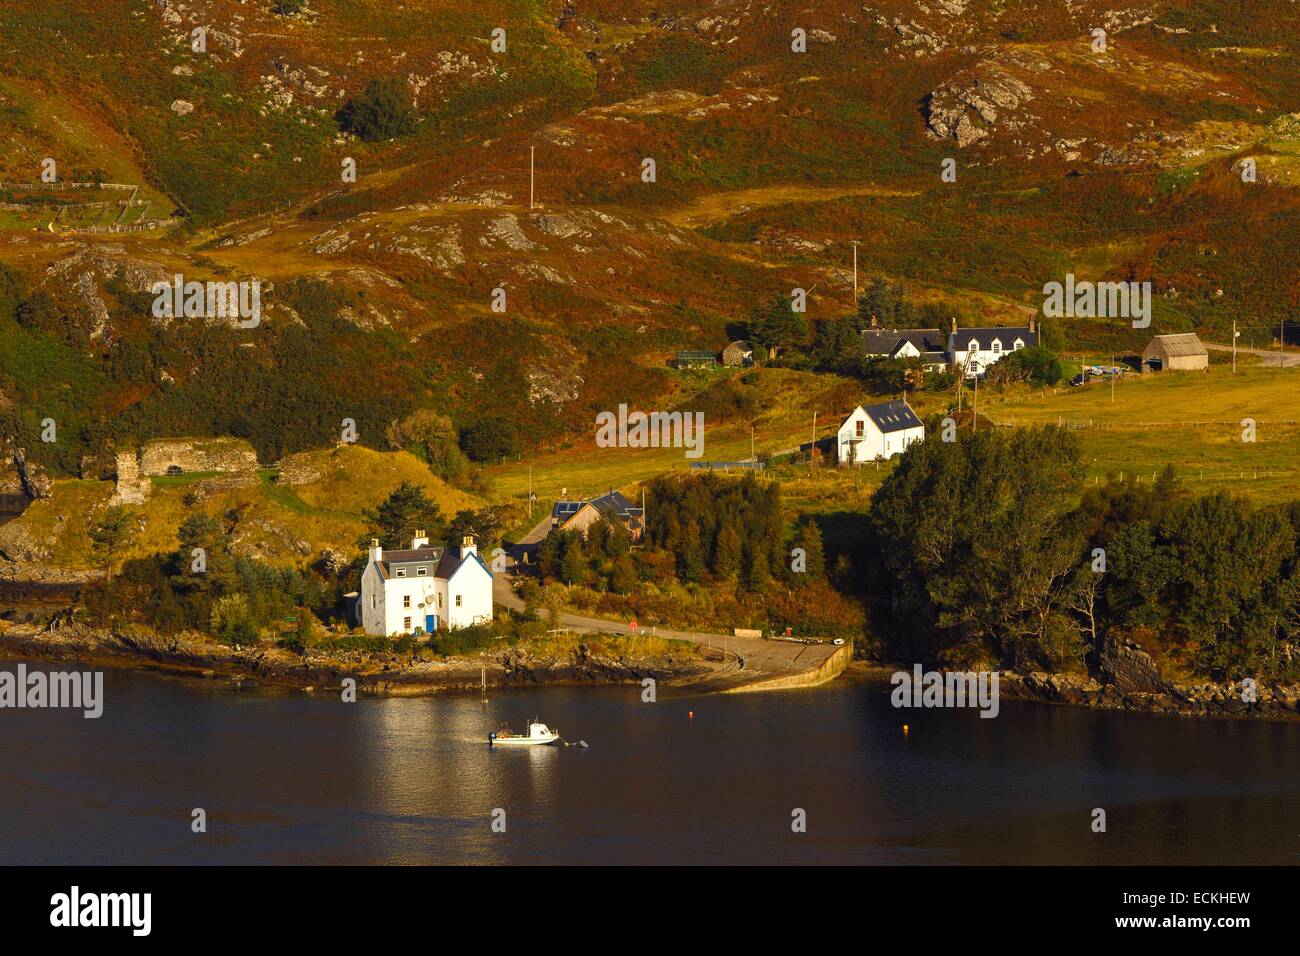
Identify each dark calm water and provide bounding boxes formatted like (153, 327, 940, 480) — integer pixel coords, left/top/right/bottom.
(1, 662, 1298, 865)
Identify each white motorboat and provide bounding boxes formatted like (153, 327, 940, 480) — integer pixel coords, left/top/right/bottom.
(489, 720, 560, 747)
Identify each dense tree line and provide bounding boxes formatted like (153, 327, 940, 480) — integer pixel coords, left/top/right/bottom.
(86, 511, 324, 648)
(864, 426, 1300, 682)
(536, 473, 824, 595)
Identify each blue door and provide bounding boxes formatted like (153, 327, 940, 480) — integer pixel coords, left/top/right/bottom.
(425, 613, 437, 633)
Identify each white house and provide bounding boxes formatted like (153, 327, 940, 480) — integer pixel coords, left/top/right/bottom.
(836, 400, 925, 464)
(947, 320, 1039, 378)
(359, 531, 493, 637)
(860, 328, 948, 371)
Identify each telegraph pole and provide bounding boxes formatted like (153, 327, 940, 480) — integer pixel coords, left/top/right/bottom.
(1233, 320, 1238, 374)
(810, 411, 818, 475)
(529, 146, 535, 210)
(851, 240, 859, 300)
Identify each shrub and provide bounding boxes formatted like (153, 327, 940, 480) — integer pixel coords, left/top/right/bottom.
(338, 78, 418, 142)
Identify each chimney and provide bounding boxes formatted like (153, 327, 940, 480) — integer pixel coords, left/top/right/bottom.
(1029, 316, 1036, 333)
(369, 538, 382, 563)
(951, 316, 958, 335)
(461, 535, 477, 559)
(870, 314, 878, 329)
(411, 529, 429, 549)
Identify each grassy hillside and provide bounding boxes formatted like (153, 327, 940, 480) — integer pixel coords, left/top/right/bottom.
(1, 0, 1298, 516)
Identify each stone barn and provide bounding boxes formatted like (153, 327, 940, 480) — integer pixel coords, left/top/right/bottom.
(1142, 333, 1208, 373)
(722, 340, 753, 367)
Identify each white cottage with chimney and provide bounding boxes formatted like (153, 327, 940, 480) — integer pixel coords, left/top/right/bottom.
(947, 318, 1039, 378)
(359, 531, 493, 637)
(836, 400, 925, 464)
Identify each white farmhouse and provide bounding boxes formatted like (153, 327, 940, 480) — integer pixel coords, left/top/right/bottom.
(947, 319, 1039, 378)
(359, 532, 493, 637)
(836, 400, 925, 464)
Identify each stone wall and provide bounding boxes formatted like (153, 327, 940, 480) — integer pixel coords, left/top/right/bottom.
(138, 438, 259, 476)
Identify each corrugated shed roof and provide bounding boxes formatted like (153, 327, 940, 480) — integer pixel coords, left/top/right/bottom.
(1148, 333, 1207, 357)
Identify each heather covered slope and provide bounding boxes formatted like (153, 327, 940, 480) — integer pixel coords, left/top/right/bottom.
(1, 0, 1299, 480)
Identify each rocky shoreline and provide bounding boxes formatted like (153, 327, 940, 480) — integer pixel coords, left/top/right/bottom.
(0, 621, 721, 697)
(857, 636, 1300, 721)
(5, 620, 1296, 718)
(999, 670, 1300, 720)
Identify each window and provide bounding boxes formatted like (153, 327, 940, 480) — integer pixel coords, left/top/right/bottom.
(403, 617, 411, 630)
(438, 594, 443, 607)
(968, 339, 979, 353)
(371, 595, 376, 609)
(455, 595, 462, 607)
(396, 568, 406, 577)
(403, 595, 411, 609)
(855, 420, 864, 437)
(416, 566, 427, 576)
(991, 339, 1002, 353)
(1013, 338, 1024, 350)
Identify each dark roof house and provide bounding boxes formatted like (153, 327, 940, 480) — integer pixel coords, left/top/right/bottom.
(862, 400, 924, 434)
(860, 328, 946, 357)
(552, 490, 645, 540)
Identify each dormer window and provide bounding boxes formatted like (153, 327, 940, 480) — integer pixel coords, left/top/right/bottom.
(396, 568, 406, 577)
(1013, 338, 1025, 350)
(991, 339, 1002, 353)
(417, 567, 428, 576)
(968, 339, 979, 353)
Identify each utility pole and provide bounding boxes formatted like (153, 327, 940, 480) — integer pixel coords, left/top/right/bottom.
(1233, 320, 1238, 374)
(529, 146, 535, 210)
(851, 240, 859, 300)
(972, 372, 978, 433)
(528, 465, 533, 518)
(810, 411, 817, 476)
(1111, 355, 1115, 403)
(1281, 317, 1287, 368)
(750, 422, 755, 463)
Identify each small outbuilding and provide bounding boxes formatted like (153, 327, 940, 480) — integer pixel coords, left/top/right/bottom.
(722, 340, 753, 367)
(1142, 333, 1208, 373)
(675, 349, 717, 370)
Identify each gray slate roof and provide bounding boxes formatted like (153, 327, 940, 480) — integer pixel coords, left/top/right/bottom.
(863, 400, 923, 434)
(553, 491, 645, 531)
(861, 328, 945, 356)
(950, 327, 1038, 351)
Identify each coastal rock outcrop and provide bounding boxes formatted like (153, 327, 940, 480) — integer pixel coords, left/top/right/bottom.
(1096, 637, 1166, 694)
